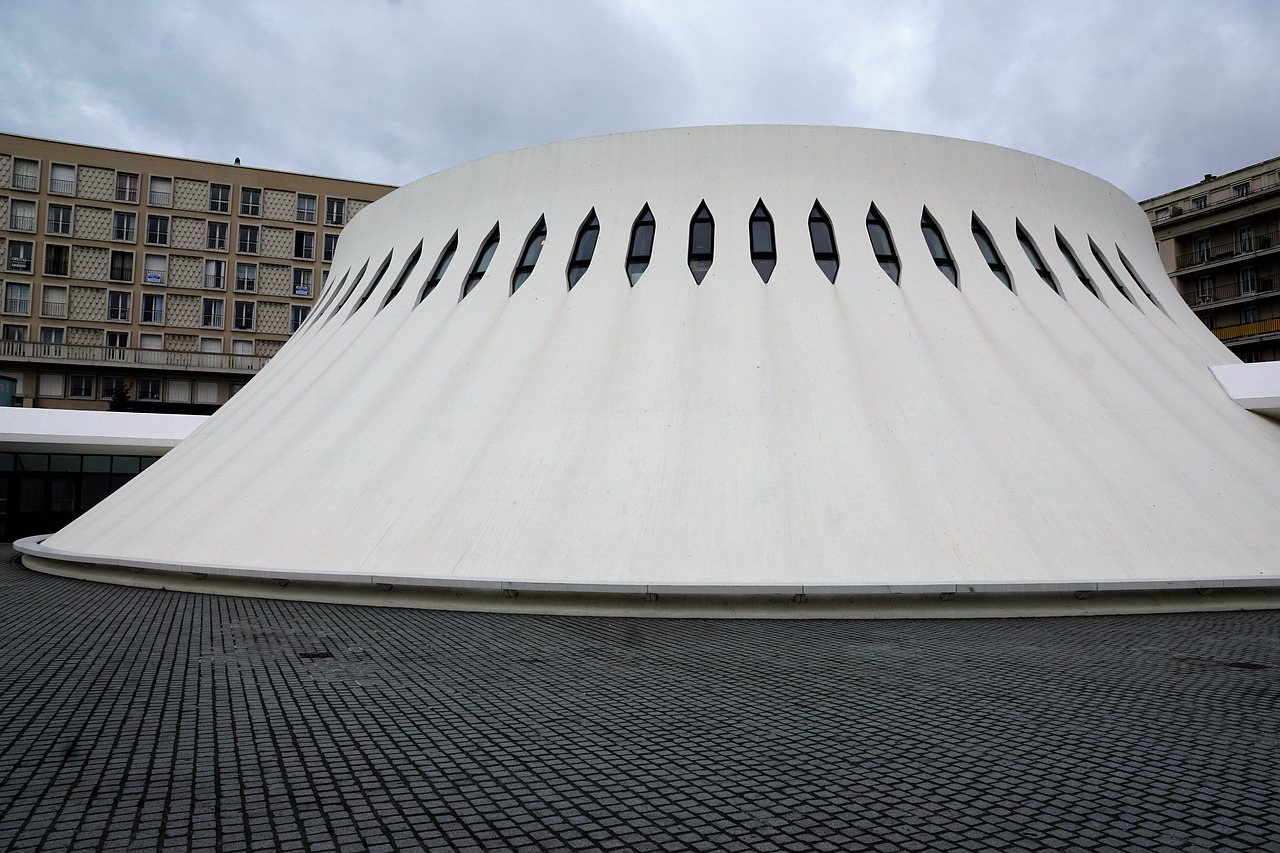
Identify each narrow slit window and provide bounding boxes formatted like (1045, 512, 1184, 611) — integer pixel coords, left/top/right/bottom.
(1016, 221, 1059, 294)
(865, 204, 900, 284)
(418, 233, 459, 304)
(809, 201, 839, 283)
(626, 206, 655, 286)
(749, 200, 776, 282)
(566, 210, 599, 290)
(300, 269, 348, 331)
(511, 216, 547, 294)
(1116, 246, 1165, 313)
(688, 201, 714, 284)
(1055, 230, 1101, 300)
(461, 225, 501, 300)
(347, 250, 395, 318)
(1089, 238, 1136, 307)
(378, 240, 424, 312)
(920, 208, 958, 287)
(323, 261, 368, 324)
(971, 214, 1012, 290)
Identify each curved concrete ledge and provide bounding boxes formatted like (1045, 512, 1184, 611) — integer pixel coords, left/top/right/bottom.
(17, 536, 1280, 619)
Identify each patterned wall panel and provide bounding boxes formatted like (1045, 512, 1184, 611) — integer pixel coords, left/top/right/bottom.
(74, 206, 112, 241)
(171, 216, 206, 251)
(254, 339, 284, 358)
(258, 263, 291, 297)
(263, 189, 293, 222)
(168, 254, 203, 289)
(165, 333, 199, 352)
(76, 166, 115, 202)
(257, 301, 289, 335)
(173, 178, 208, 212)
(67, 326, 102, 346)
(0, 197, 9, 229)
(71, 245, 110, 281)
(347, 199, 370, 220)
(167, 294, 201, 328)
(68, 286, 107, 322)
(0, 155, 11, 189)
(260, 226, 292, 259)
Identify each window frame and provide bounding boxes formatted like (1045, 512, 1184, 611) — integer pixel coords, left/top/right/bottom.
(112, 211, 137, 243)
(46, 203, 73, 236)
(109, 250, 135, 283)
(240, 187, 262, 217)
(107, 290, 131, 322)
(207, 221, 228, 252)
(145, 214, 170, 246)
(114, 172, 140, 204)
(296, 194, 317, 223)
(208, 183, 231, 213)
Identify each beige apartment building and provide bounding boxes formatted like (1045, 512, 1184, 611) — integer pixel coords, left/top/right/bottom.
(0, 134, 394, 410)
(1141, 156, 1280, 363)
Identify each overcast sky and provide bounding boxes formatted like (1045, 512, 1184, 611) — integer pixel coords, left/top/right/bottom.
(2, 0, 1277, 201)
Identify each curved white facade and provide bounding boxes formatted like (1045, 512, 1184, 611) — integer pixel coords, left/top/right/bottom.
(22, 126, 1280, 609)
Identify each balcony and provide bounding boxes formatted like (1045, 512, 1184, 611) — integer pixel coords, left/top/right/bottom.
(1175, 230, 1277, 271)
(8, 215, 35, 232)
(1213, 317, 1280, 343)
(49, 178, 74, 195)
(44, 257, 70, 277)
(1184, 276, 1275, 308)
(4, 297, 30, 315)
(0, 339, 269, 372)
(205, 274, 225, 289)
(148, 190, 172, 207)
(11, 174, 37, 191)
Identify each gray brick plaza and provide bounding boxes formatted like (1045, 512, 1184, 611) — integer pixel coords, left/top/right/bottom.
(2, 545, 1278, 852)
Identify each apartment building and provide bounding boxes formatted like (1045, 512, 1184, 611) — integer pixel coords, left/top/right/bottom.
(1141, 156, 1280, 362)
(0, 134, 395, 410)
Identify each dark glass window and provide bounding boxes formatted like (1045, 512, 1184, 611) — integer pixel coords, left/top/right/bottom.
(566, 210, 599, 290)
(749, 200, 776, 282)
(418, 233, 459, 303)
(688, 201, 714, 284)
(1055, 230, 1101, 300)
(461, 225, 500, 299)
(348, 250, 394, 317)
(809, 201, 839, 283)
(1089, 239, 1136, 306)
(511, 216, 547, 294)
(378, 240, 424, 312)
(1016, 222, 1059, 293)
(920, 209, 958, 287)
(626, 206, 655, 286)
(1116, 246, 1164, 312)
(971, 214, 1012, 290)
(865, 204, 899, 284)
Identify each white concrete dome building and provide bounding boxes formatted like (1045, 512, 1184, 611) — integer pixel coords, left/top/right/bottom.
(19, 126, 1280, 616)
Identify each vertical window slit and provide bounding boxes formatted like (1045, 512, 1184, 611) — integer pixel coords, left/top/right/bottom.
(1116, 247, 1165, 313)
(1055, 230, 1102, 301)
(566, 210, 599, 290)
(311, 268, 350, 320)
(377, 240, 424, 313)
(1088, 238, 1137, 307)
(688, 201, 714, 284)
(347, 250, 395, 318)
(865, 204, 899, 284)
(809, 200, 839, 283)
(625, 206, 655, 286)
(1016, 221, 1060, 294)
(460, 224, 501, 300)
(321, 260, 368, 326)
(920, 208, 958, 287)
(511, 216, 547, 294)
(971, 214, 1013, 291)
(749, 200, 776, 282)
(417, 233, 459, 304)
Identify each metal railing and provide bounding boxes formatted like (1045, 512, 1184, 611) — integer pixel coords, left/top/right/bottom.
(41, 299, 68, 317)
(11, 174, 37, 191)
(1175, 229, 1278, 270)
(1212, 317, 1280, 342)
(4, 298, 30, 314)
(205, 274, 225, 289)
(1151, 171, 1280, 224)
(8, 215, 35, 232)
(44, 257, 70, 276)
(48, 178, 74, 195)
(116, 186, 138, 203)
(0, 339, 269, 371)
(1183, 276, 1275, 307)
(148, 190, 172, 206)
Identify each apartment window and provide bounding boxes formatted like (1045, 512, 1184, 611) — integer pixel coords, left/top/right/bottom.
(167, 380, 191, 404)
(238, 224, 259, 254)
(1154, 207, 1171, 222)
(101, 375, 126, 397)
(37, 373, 65, 398)
(113, 211, 137, 242)
(231, 339, 254, 369)
(70, 375, 94, 398)
(149, 176, 172, 207)
(115, 172, 139, 203)
(292, 267, 312, 296)
(4, 282, 31, 315)
(325, 198, 346, 226)
(240, 187, 261, 217)
(205, 259, 226, 289)
(138, 378, 162, 401)
(233, 301, 255, 330)
(1191, 195, 1207, 210)
(322, 269, 329, 288)
(40, 327, 64, 350)
(209, 183, 230, 213)
(202, 298, 224, 328)
(294, 230, 315, 260)
(195, 381, 218, 404)
(1239, 267, 1258, 295)
(2, 324, 28, 341)
(323, 233, 338, 262)
(108, 291, 131, 322)
(43, 244, 70, 277)
(1194, 235, 1212, 264)
(49, 163, 75, 196)
(290, 304, 310, 332)
(9, 199, 36, 232)
(207, 221, 228, 251)
(296, 194, 317, 223)
(105, 331, 128, 357)
(47, 204, 72, 235)
(8, 241, 34, 272)
(146, 214, 169, 245)
(41, 285, 68, 318)
(1243, 307, 1260, 324)
(109, 251, 134, 282)
(1238, 226, 1253, 253)
(1233, 182, 1250, 198)
(12, 159, 38, 191)
(235, 263, 257, 292)
(142, 293, 165, 324)
(144, 254, 167, 284)
(1198, 275, 1214, 303)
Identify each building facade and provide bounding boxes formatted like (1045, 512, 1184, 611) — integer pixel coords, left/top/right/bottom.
(1141, 156, 1280, 362)
(0, 134, 394, 411)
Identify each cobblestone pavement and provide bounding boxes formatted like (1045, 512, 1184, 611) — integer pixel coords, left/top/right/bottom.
(1, 548, 1279, 853)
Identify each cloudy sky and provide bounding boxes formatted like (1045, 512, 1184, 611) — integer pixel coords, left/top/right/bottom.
(2, 0, 1277, 201)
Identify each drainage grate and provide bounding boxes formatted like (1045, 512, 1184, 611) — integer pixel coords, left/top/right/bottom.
(299, 651, 334, 660)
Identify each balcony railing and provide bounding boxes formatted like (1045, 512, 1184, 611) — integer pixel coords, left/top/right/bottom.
(0, 339, 269, 371)
(205, 274, 225, 289)
(1212, 317, 1280, 342)
(11, 174, 38, 191)
(49, 178, 74, 195)
(1175, 229, 1278, 270)
(144, 269, 166, 284)
(44, 257, 70, 277)
(9, 215, 35, 232)
(116, 186, 139, 203)
(148, 190, 172, 206)
(7, 258, 32, 272)
(4, 298, 31, 314)
(1183, 276, 1275, 307)
(41, 299, 68, 317)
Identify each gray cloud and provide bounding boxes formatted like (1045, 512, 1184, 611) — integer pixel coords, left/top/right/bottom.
(1, 0, 1276, 199)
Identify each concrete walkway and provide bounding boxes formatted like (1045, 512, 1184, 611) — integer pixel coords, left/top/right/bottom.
(1, 545, 1278, 852)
